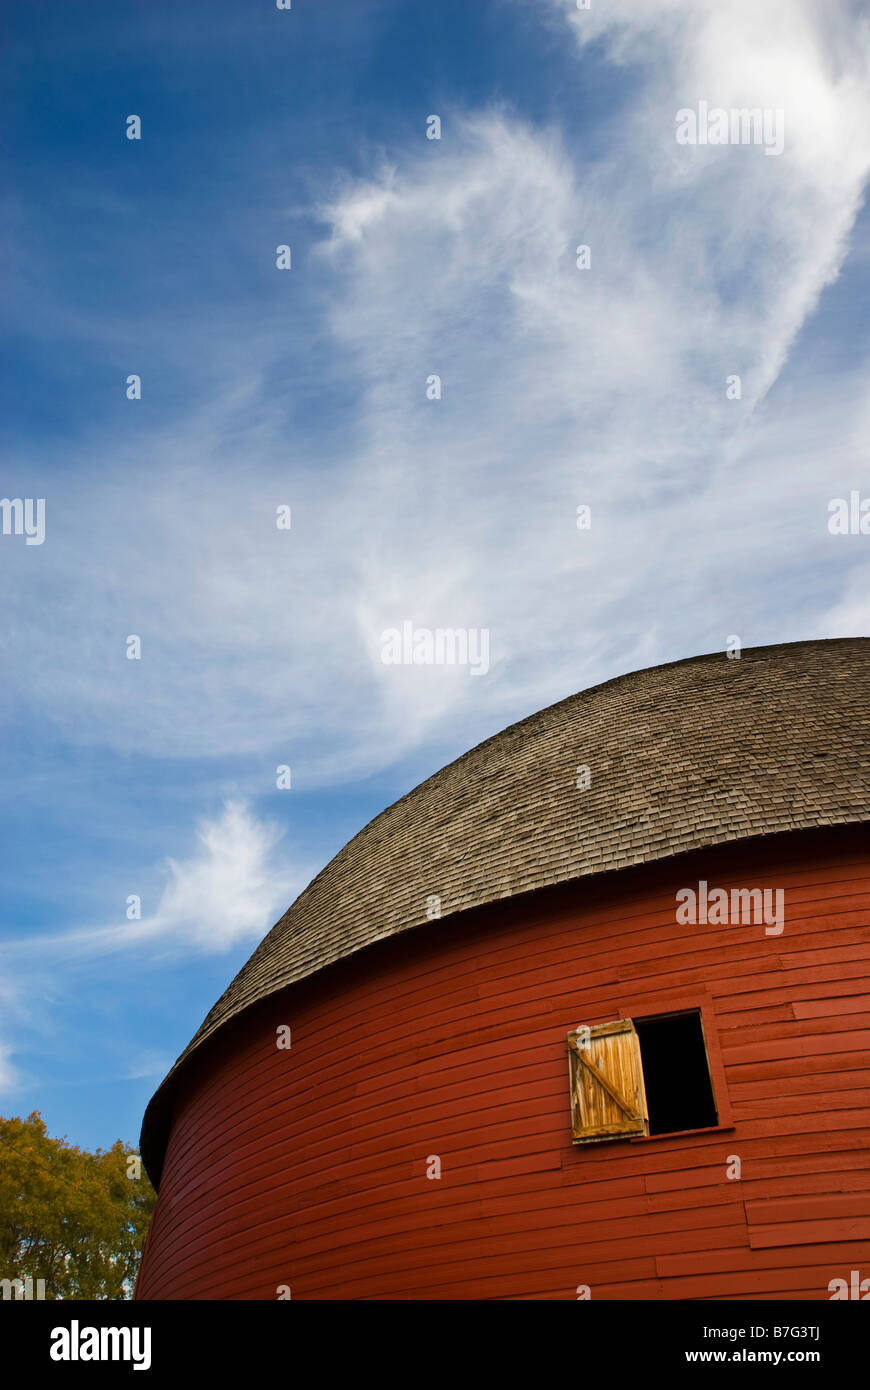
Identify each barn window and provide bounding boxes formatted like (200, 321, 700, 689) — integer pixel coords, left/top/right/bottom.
(567, 1009, 718, 1143)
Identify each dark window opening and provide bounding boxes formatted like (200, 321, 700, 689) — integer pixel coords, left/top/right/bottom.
(634, 1010, 718, 1135)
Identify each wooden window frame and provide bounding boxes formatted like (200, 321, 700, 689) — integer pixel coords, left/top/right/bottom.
(568, 990, 733, 1146)
(618, 990, 733, 1142)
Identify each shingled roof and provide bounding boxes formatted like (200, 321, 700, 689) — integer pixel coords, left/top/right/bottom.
(140, 637, 870, 1180)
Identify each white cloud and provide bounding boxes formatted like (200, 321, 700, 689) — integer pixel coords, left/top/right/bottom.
(315, 63, 870, 730)
(143, 799, 296, 953)
(4, 801, 301, 960)
(0, 802, 300, 1097)
(0, 971, 30, 1095)
(2, 0, 869, 785)
(819, 561, 870, 637)
(0, 1042, 18, 1093)
(121, 1050, 174, 1081)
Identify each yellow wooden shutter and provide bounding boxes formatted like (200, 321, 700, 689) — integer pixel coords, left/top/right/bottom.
(567, 1019, 648, 1142)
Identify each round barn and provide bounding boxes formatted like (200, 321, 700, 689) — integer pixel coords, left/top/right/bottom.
(136, 638, 870, 1300)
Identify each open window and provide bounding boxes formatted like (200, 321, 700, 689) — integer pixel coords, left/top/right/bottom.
(568, 1007, 720, 1144)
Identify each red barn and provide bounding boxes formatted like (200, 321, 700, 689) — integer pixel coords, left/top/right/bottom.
(137, 638, 870, 1300)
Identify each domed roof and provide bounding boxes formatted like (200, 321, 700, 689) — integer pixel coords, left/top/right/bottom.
(141, 637, 870, 1181)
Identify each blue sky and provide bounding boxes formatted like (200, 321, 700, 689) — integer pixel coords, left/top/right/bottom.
(2, 0, 869, 1155)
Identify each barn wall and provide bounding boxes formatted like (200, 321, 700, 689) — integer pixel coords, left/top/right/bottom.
(136, 827, 870, 1300)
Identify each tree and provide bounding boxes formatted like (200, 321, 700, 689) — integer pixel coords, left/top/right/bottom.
(0, 1111, 156, 1299)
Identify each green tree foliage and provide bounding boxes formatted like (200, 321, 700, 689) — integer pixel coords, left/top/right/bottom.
(0, 1111, 156, 1299)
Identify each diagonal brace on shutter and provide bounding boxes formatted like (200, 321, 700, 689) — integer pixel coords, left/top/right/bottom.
(568, 1036, 640, 1121)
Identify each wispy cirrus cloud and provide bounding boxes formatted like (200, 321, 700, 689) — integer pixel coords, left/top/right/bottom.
(3, 0, 869, 789)
(548, 0, 870, 391)
(3, 801, 298, 961)
(0, 801, 299, 1094)
(0, 1042, 18, 1093)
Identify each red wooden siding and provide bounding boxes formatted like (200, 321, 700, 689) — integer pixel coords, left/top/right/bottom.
(136, 827, 870, 1300)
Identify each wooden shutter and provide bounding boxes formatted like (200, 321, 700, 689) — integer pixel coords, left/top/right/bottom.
(567, 1019, 648, 1142)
